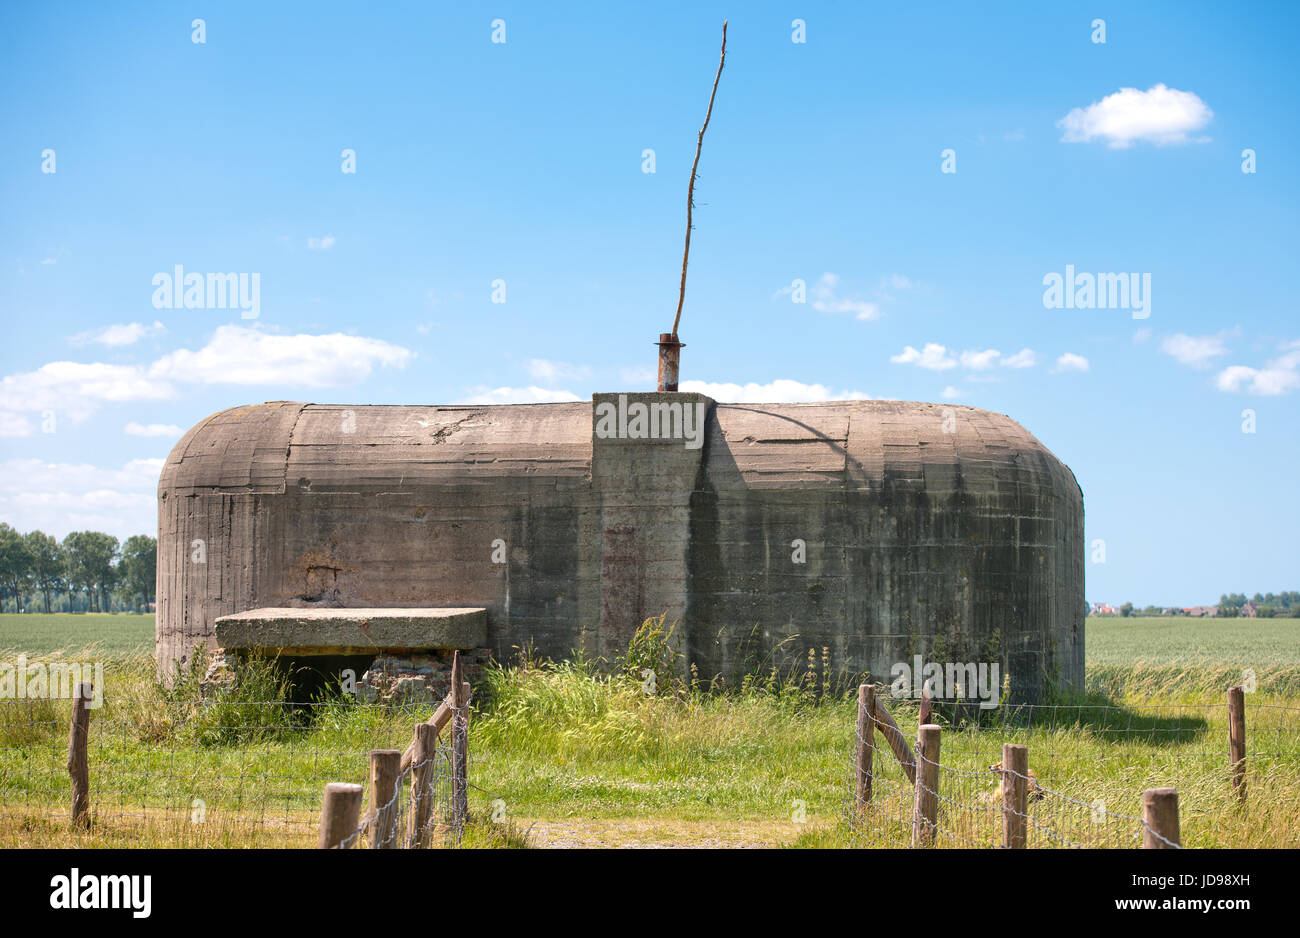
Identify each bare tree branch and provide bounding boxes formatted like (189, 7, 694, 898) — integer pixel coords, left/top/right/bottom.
(671, 20, 727, 338)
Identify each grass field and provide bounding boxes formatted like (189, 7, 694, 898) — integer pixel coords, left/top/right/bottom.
(0, 612, 154, 657)
(1086, 615, 1300, 698)
(1088, 615, 1300, 668)
(2, 614, 1298, 848)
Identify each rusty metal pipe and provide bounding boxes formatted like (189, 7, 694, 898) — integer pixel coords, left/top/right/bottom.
(656, 333, 683, 392)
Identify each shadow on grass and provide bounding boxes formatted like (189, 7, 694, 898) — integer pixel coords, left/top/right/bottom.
(881, 690, 1212, 748)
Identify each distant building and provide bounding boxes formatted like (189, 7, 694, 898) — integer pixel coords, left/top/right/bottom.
(1183, 606, 1219, 618)
(1240, 602, 1258, 618)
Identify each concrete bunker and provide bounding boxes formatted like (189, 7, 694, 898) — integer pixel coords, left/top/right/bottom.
(157, 393, 1084, 703)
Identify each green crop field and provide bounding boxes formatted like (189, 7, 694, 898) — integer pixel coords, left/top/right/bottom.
(1085, 615, 1300, 698)
(1, 613, 1298, 848)
(0, 613, 154, 658)
(1087, 615, 1300, 668)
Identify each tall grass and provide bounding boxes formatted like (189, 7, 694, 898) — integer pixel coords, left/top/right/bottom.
(2, 614, 1298, 847)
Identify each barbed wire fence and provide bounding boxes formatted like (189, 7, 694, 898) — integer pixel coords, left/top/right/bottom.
(331, 697, 476, 850)
(842, 685, 1300, 848)
(8, 669, 1299, 849)
(0, 662, 503, 848)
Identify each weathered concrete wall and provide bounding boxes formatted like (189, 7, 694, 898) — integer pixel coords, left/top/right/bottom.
(590, 392, 714, 661)
(687, 402, 1085, 694)
(157, 396, 1083, 698)
(157, 401, 591, 677)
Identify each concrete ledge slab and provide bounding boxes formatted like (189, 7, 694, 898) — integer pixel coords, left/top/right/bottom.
(213, 607, 487, 654)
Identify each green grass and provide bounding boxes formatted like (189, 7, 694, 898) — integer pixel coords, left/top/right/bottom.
(0, 613, 154, 658)
(1085, 615, 1300, 698)
(1087, 615, 1300, 668)
(1, 613, 1298, 848)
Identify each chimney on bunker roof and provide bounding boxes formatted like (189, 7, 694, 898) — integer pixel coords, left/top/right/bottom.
(658, 20, 725, 394)
(656, 333, 683, 392)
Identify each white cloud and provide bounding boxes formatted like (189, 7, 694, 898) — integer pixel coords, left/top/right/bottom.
(0, 412, 33, 437)
(454, 386, 584, 405)
(876, 274, 914, 303)
(1000, 348, 1038, 368)
(1215, 341, 1300, 396)
(2, 326, 413, 428)
(679, 379, 869, 403)
(1055, 353, 1091, 373)
(125, 422, 184, 438)
(0, 457, 164, 539)
(959, 348, 1001, 370)
(1216, 365, 1259, 393)
(1058, 84, 1213, 148)
(891, 343, 958, 371)
(1161, 332, 1229, 368)
(811, 273, 881, 321)
(893, 344, 1042, 372)
(150, 325, 414, 387)
(940, 386, 964, 399)
(0, 361, 174, 423)
(307, 235, 336, 251)
(1133, 328, 1153, 344)
(526, 359, 592, 382)
(70, 321, 166, 347)
(776, 272, 912, 320)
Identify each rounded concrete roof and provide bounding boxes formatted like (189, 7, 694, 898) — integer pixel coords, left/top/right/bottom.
(159, 399, 1080, 501)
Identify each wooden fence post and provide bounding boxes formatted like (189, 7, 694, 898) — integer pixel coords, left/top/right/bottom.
(407, 723, 436, 847)
(1227, 685, 1246, 806)
(366, 749, 402, 849)
(871, 696, 917, 785)
(855, 684, 875, 814)
(911, 723, 941, 847)
(398, 691, 456, 772)
(318, 782, 363, 849)
(1001, 743, 1029, 849)
(451, 651, 469, 828)
(1141, 787, 1180, 848)
(66, 680, 92, 829)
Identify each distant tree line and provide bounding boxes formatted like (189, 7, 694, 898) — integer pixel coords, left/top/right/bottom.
(1106, 594, 1300, 618)
(1217, 592, 1300, 618)
(0, 524, 156, 614)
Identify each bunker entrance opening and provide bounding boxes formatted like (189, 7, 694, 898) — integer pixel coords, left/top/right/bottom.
(271, 653, 376, 706)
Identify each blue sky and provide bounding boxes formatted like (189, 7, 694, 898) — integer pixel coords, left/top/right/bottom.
(1, 1, 1297, 606)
